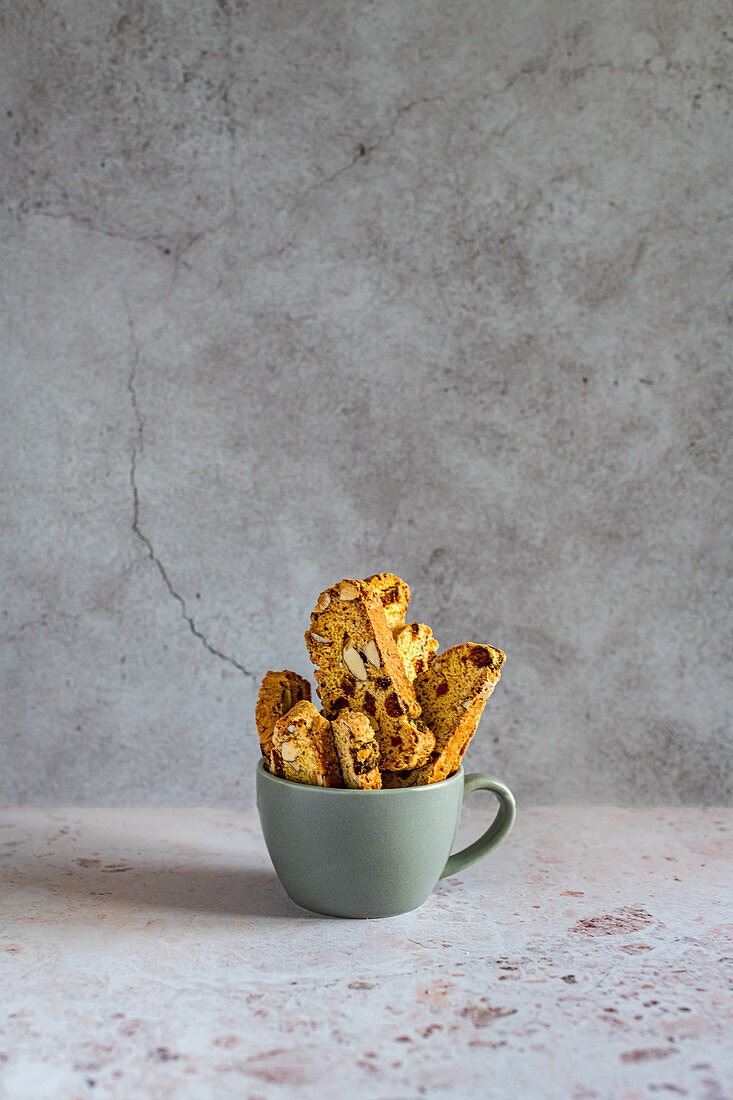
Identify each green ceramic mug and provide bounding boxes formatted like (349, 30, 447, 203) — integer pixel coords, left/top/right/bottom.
(256, 759, 516, 918)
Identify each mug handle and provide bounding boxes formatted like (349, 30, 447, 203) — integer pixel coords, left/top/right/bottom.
(440, 773, 516, 879)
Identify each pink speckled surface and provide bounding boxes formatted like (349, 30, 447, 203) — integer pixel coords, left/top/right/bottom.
(1, 807, 731, 1099)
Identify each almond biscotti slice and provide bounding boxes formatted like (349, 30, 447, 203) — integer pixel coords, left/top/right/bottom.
(331, 710, 382, 790)
(255, 670, 312, 758)
(269, 700, 343, 787)
(364, 572, 411, 631)
(382, 643, 505, 787)
(393, 622, 439, 682)
(304, 578, 434, 770)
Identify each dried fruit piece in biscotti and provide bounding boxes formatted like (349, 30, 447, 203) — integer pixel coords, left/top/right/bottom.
(269, 700, 343, 787)
(364, 572, 411, 631)
(331, 710, 382, 790)
(255, 670, 312, 759)
(393, 622, 439, 682)
(382, 643, 505, 787)
(304, 578, 434, 770)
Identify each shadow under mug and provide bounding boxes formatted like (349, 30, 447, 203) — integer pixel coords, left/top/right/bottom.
(256, 759, 516, 918)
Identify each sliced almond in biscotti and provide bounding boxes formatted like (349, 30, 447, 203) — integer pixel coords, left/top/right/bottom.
(364, 572, 411, 631)
(382, 643, 505, 787)
(255, 670, 312, 759)
(304, 578, 434, 770)
(269, 700, 343, 787)
(393, 622, 439, 682)
(331, 710, 382, 790)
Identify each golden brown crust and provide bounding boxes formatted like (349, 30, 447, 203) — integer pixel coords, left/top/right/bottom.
(304, 579, 434, 770)
(331, 710, 382, 790)
(393, 622, 439, 682)
(382, 643, 505, 787)
(364, 573, 411, 631)
(255, 670, 312, 758)
(269, 700, 343, 787)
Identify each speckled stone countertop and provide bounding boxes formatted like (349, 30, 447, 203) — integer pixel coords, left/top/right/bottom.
(1, 807, 731, 1099)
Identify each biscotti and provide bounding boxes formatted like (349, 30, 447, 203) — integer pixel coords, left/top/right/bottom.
(304, 578, 435, 770)
(269, 700, 343, 787)
(331, 710, 382, 790)
(254, 573, 508, 793)
(364, 572, 411, 631)
(255, 670, 312, 759)
(393, 622, 439, 682)
(382, 643, 505, 787)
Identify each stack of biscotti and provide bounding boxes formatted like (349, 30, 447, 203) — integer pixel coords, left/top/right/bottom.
(254, 573, 505, 789)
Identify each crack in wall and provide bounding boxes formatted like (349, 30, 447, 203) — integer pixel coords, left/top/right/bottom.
(288, 147, 369, 218)
(369, 95, 445, 153)
(12, 50, 719, 264)
(125, 303, 253, 680)
(24, 209, 174, 258)
(289, 95, 443, 217)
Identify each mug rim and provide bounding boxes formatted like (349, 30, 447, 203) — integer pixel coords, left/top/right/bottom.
(256, 757, 464, 795)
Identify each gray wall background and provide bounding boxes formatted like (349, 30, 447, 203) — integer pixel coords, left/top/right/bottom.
(1, 0, 731, 807)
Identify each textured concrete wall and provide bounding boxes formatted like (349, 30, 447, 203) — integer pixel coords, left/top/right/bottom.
(1, 0, 730, 807)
